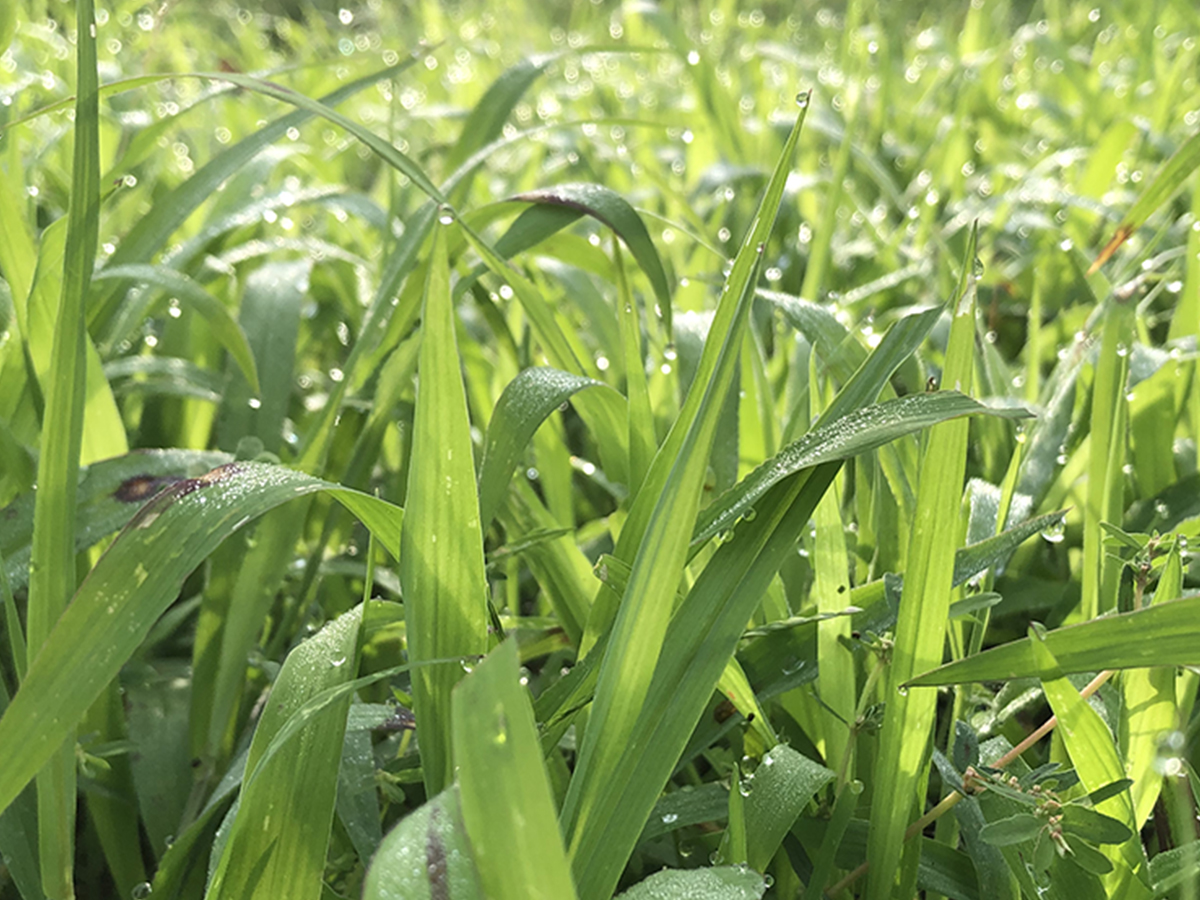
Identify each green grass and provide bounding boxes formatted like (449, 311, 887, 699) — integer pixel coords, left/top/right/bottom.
(1, 1, 1200, 898)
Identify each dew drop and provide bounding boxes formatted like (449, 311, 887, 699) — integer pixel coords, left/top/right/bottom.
(131, 884, 153, 900)
(795, 91, 810, 108)
(661, 812, 679, 824)
(1040, 519, 1065, 544)
(330, 655, 346, 668)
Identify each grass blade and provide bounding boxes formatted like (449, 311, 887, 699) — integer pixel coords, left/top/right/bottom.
(204, 606, 362, 900)
(512, 182, 673, 337)
(452, 639, 578, 900)
(744, 744, 835, 872)
(906, 595, 1200, 686)
(615, 867, 767, 899)
(692, 391, 1029, 548)
(478, 366, 621, 529)
(399, 222, 489, 796)
(362, 787, 483, 900)
(865, 225, 980, 900)
(24, 0, 101, 890)
(1031, 630, 1152, 895)
(0, 462, 401, 821)
(93, 263, 261, 393)
(1090, 129, 1200, 273)
(1121, 548, 1182, 829)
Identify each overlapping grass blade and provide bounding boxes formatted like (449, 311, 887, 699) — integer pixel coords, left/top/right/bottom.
(562, 98, 811, 895)
(24, 1, 101, 890)
(865, 225, 980, 900)
(399, 223, 489, 796)
(562, 262, 994, 897)
(93, 263, 260, 392)
(1090, 129, 1200, 273)
(452, 639, 578, 900)
(0, 462, 401, 821)
(87, 59, 418, 330)
(692, 391, 1028, 548)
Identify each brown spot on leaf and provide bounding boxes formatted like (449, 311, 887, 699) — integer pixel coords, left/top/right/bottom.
(114, 474, 181, 504)
(426, 807, 449, 900)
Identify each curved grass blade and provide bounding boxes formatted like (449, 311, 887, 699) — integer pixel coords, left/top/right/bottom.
(456, 220, 630, 484)
(204, 606, 362, 900)
(452, 639, 578, 900)
(0, 462, 402, 821)
(692, 392, 1030, 548)
(445, 54, 553, 175)
(104, 355, 225, 403)
(93, 263, 260, 393)
(25, 2, 101, 890)
(951, 510, 1067, 586)
(87, 59, 419, 329)
(478, 366, 622, 529)
(400, 223, 489, 796)
(907, 595, 1200, 686)
(511, 183, 673, 336)
(1090, 129, 1200, 274)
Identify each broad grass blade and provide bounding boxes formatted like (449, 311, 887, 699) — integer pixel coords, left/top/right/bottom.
(204, 606, 362, 900)
(25, 1, 102, 890)
(0, 462, 402, 821)
(362, 787, 483, 900)
(614, 867, 767, 899)
(865, 225, 980, 900)
(744, 744, 834, 872)
(906, 595, 1200, 686)
(399, 223, 489, 796)
(2, 449, 232, 592)
(452, 639, 578, 900)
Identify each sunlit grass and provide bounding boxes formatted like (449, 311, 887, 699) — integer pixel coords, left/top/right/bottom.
(1, 0, 1199, 898)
